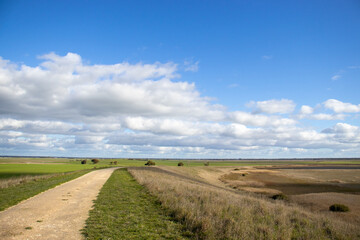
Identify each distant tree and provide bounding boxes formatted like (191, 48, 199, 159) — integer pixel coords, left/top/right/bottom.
(204, 162, 209, 166)
(81, 160, 87, 164)
(178, 162, 184, 166)
(91, 159, 99, 164)
(113, 161, 118, 165)
(110, 161, 113, 165)
(145, 160, 155, 166)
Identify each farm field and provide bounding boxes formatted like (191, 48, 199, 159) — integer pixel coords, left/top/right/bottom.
(1, 157, 360, 239)
(2, 156, 360, 167)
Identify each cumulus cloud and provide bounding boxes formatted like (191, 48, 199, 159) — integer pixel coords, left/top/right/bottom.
(297, 105, 346, 120)
(299, 105, 314, 115)
(324, 99, 360, 113)
(322, 123, 360, 142)
(0, 53, 360, 157)
(229, 111, 296, 127)
(247, 99, 296, 114)
(0, 52, 223, 122)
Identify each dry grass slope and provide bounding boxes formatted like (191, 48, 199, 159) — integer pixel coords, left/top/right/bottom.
(129, 167, 360, 240)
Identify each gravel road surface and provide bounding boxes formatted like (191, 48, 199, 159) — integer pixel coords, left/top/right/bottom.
(0, 167, 118, 240)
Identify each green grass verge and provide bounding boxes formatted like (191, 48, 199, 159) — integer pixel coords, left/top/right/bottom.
(82, 168, 191, 240)
(0, 169, 91, 211)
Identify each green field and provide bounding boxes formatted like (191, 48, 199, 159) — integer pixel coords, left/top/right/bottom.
(0, 164, 97, 179)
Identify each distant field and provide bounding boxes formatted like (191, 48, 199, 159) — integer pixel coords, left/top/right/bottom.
(2, 157, 360, 238)
(0, 164, 97, 179)
(1, 157, 359, 167)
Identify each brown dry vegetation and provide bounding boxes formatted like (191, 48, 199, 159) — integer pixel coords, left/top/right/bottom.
(0, 174, 58, 189)
(129, 167, 360, 240)
(217, 166, 360, 226)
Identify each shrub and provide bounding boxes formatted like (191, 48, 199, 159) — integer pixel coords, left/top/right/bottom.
(113, 161, 118, 165)
(91, 159, 99, 164)
(329, 204, 349, 212)
(81, 160, 87, 164)
(145, 160, 155, 166)
(271, 193, 288, 201)
(177, 162, 184, 166)
(204, 162, 210, 166)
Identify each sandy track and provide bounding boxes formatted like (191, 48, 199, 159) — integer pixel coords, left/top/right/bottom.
(0, 167, 119, 240)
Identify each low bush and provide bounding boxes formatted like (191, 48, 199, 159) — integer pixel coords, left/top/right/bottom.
(178, 162, 184, 166)
(329, 204, 349, 212)
(271, 193, 288, 201)
(91, 159, 99, 164)
(81, 160, 87, 164)
(145, 160, 155, 166)
(204, 162, 210, 166)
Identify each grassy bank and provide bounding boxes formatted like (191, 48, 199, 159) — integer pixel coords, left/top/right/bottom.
(83, 168, 191, 239)
(129, 167, 360, 240)
(0, 169, 91, 211)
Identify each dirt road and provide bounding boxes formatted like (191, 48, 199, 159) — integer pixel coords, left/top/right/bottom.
(0, 167, 118, 240)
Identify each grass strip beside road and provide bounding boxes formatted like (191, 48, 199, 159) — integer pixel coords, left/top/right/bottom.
(83, 168, 191, 240)
(0, 169, 92, 211)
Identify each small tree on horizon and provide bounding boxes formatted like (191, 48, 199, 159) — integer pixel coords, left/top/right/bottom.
(81, 160, 87, 164)
(91, 159, 99, 164)
(145, 160, 155, 166)
(178, 162, 184, 166)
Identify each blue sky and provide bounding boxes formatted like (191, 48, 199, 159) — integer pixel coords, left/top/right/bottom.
(0, 0, 359, 158)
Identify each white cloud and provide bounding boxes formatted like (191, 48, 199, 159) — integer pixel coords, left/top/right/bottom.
(229, 111, 296, 127)
(299, 105, 314, 115)
(184, 60, 199, 72)
(0, 52, 223, 122)
(297, 105, 346, 120)
(324, 99, 360, 113)
(308, 113, 346, 121)
(322, 123, 360, 141)
(247, 99, 296, 114)
(331, 75, 341, 80)
(0, 53, 360, 157)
